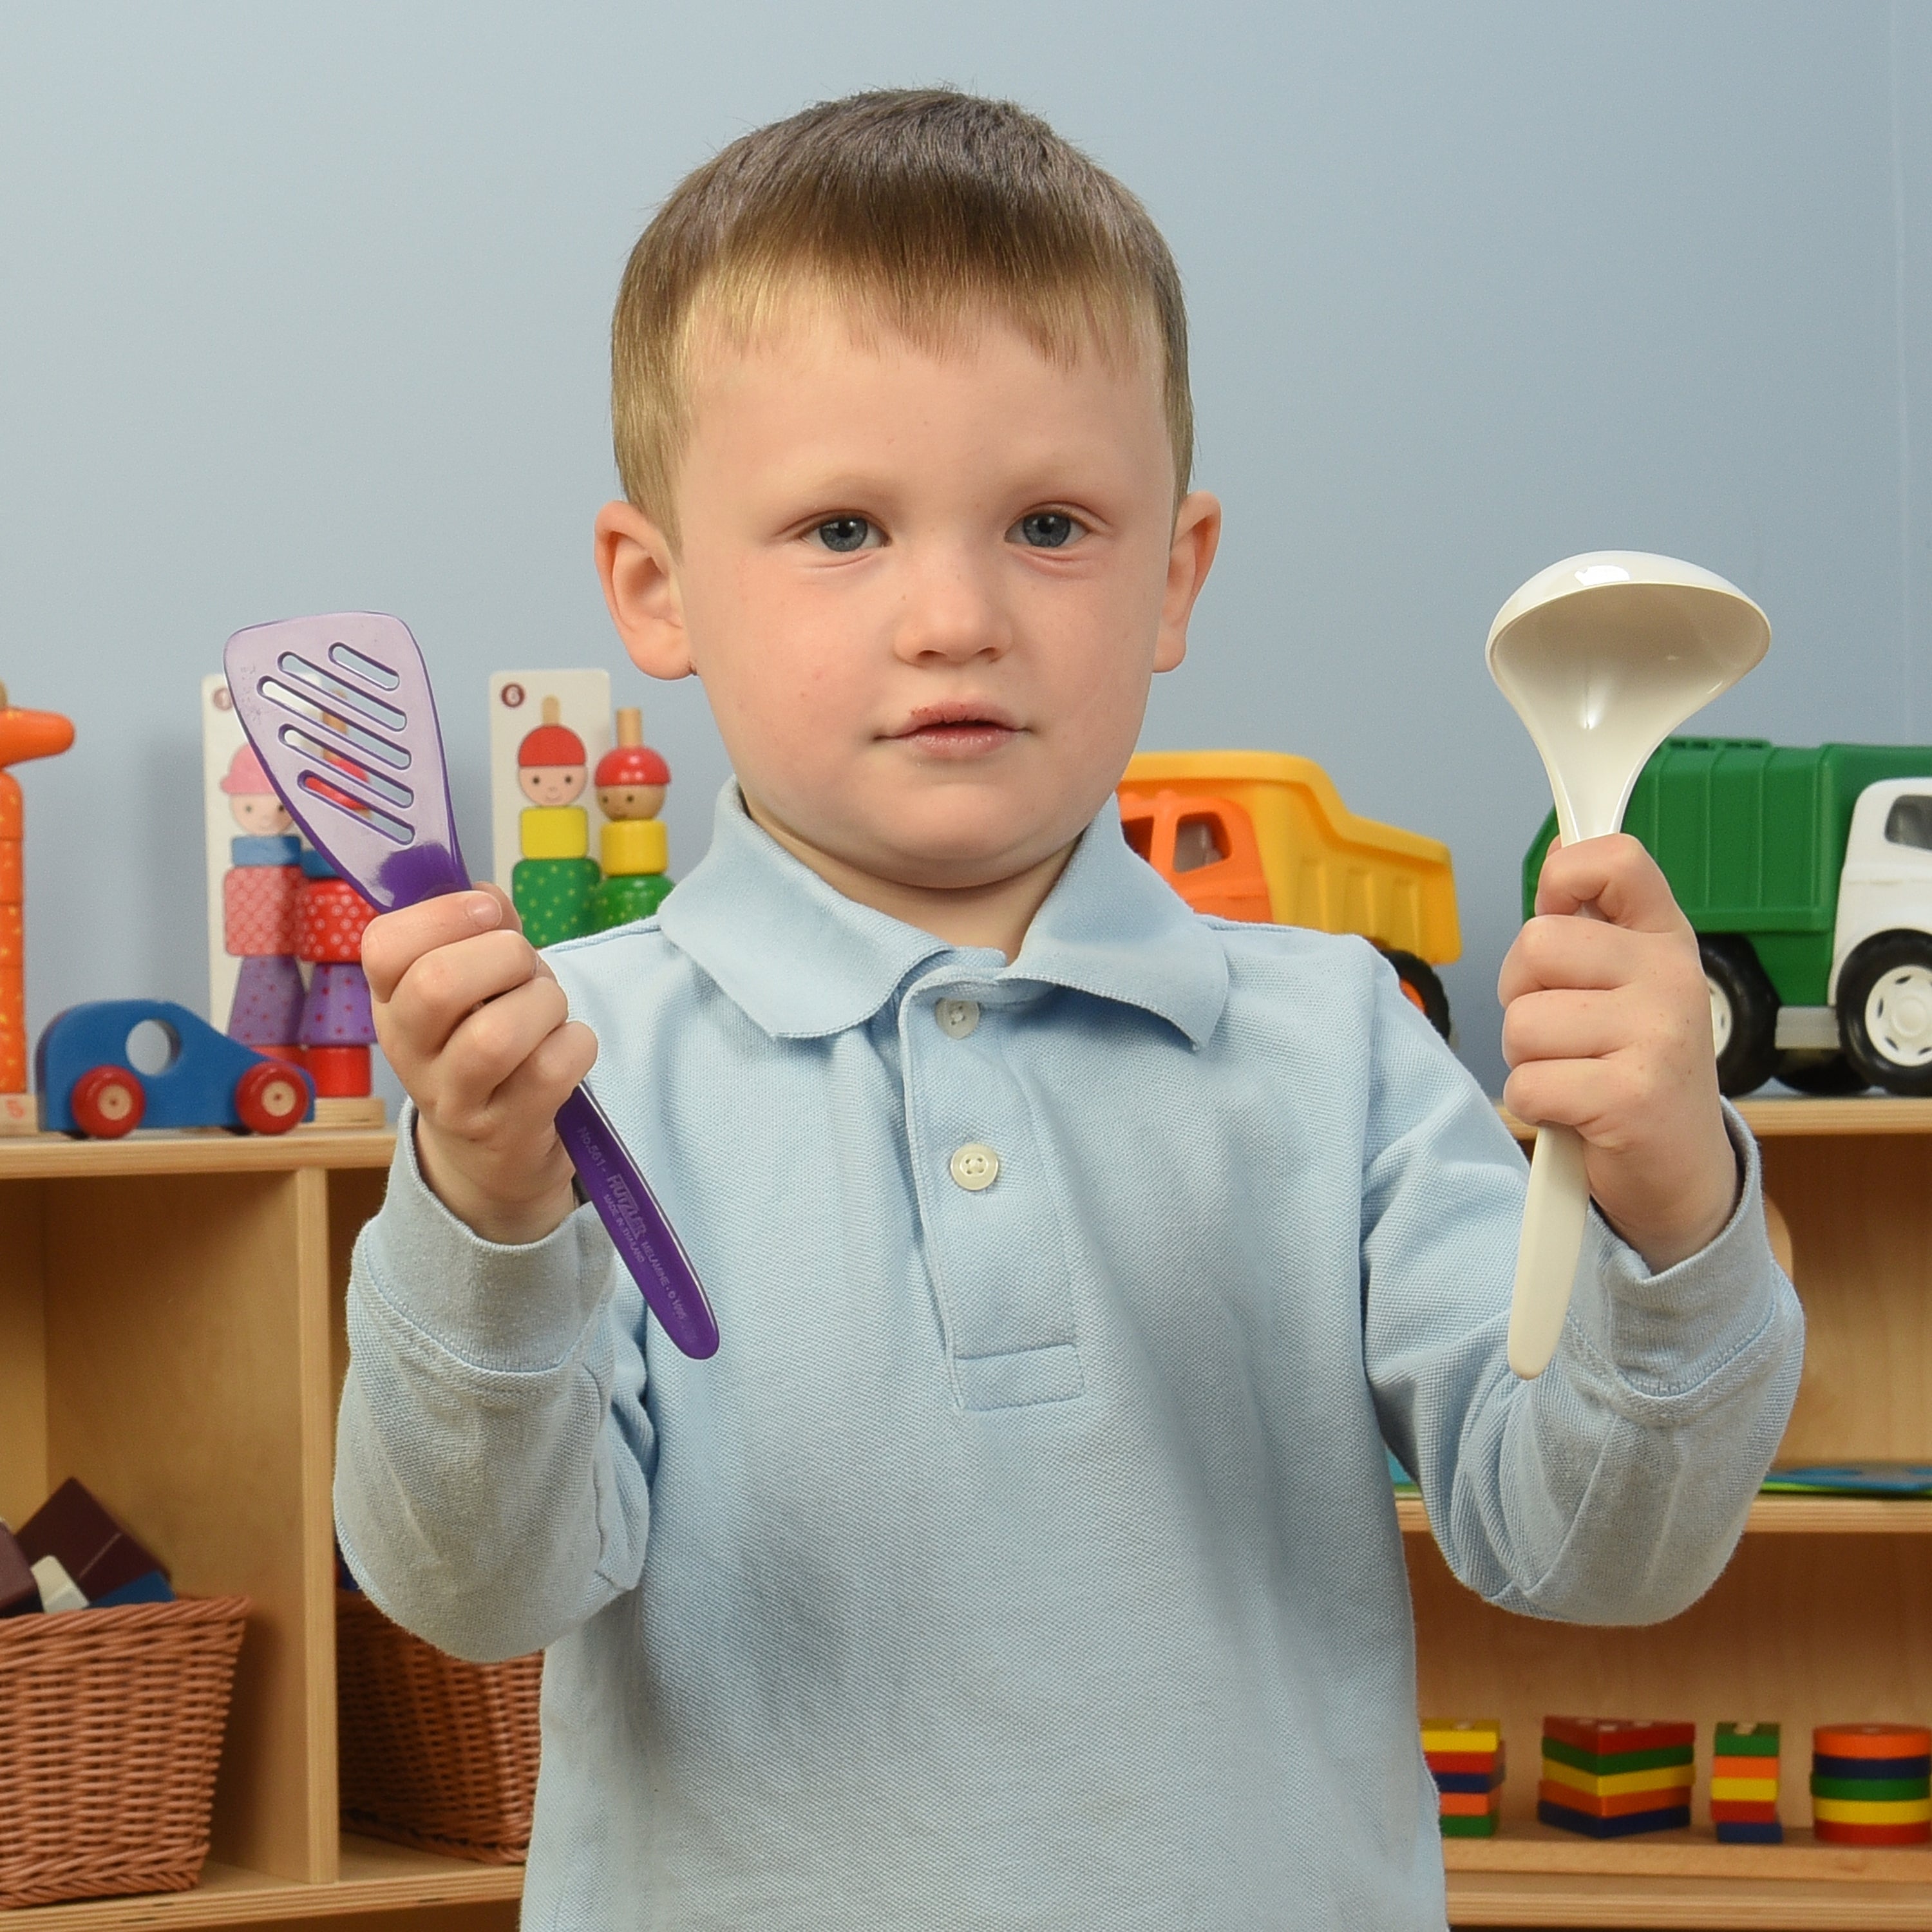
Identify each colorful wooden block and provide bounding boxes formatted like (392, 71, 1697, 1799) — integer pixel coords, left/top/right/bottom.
(1426, 1748, 1506, 1777)
(1437, 1790, 1501, 1818)
(1545, 1718, 1694, 1757)
(1816, 1751, 1932, 1781)
(1714, 1820, 1785, 1844)
(1812, 1774, 1931, 1802)
(1422, 1719, 1502, 1754)
(1432, 1769, 1504, 1794)
(1710, 1775, 1781, 1801)
(1815, 1724, 1932, 1760)
(1540, 1757, 1695, 1800)
(1438, 1813, 1501, 1838)
(1541, 1734, 1694, 1777)
(1812, 1795, 1932, 1824)
(1710, 1799, 1781, 1824)
(18, 1476, 166, 1600)
(1715, 1721, 1781, 1758)
(1814, 1819, 1932, 1846)
(1537, 1778, 1690, 1819)
(1537, 1797, 1690, 1838)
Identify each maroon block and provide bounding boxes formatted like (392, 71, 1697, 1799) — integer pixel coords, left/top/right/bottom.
(17, 1477, 166, 1601)
(0, 1522, 37, 1616)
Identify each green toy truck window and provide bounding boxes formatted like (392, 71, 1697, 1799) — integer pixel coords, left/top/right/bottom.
(1884, 795, 1932, 852)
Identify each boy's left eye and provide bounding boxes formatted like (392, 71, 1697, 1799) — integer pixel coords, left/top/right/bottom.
(811, 516, 877, 553)
(1012, 511, 1083, 550)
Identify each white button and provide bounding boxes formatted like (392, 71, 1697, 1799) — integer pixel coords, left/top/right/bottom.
(949, 1142, 1000, 1191)
(936, 998, 980, 1039)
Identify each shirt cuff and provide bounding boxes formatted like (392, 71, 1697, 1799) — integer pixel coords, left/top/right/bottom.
(354, 1101, 618, 1374)
(1560, 1101, 1782, 1398)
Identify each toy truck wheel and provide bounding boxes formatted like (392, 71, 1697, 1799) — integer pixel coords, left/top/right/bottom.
(1700, 936, 1779, 1097)
(1378, 949, 1452, 1042)
(1839, 933, 1932, 1097)
(233, 1059, 307, 1135)
(68, 1064, 146, 1139)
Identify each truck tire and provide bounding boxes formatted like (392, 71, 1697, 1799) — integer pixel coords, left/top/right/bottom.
(1379, 948, 1452, 1042)
(1838, 932, 1932, 1097)
(1701, 936, 1779, 1097)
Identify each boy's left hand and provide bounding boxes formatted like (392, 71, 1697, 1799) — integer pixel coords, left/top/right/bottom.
(1498, 834, 1739, 1273)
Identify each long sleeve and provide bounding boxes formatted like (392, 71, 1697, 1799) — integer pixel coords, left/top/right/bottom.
(333, 1106, 655, 1660)
(1361, 968, 1806, 1624)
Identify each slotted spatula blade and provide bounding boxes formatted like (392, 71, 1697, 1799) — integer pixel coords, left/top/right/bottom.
(223, 612, 720, 1361)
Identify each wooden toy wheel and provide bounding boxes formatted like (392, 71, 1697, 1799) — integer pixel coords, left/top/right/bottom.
(234, 1059, 307, 1135)
(70, 1064, 146, 1138)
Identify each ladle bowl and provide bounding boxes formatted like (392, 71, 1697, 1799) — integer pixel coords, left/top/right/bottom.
(1488, 551, 1769, 1378)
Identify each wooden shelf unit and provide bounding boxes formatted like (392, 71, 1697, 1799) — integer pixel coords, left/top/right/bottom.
(6, 1098, 1931, 1927)
(0, 1130, 515, 1932)
(1426, 1097, 1932, 1926)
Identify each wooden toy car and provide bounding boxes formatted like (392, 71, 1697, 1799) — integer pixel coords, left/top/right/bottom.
(35, 999, 315, 1138)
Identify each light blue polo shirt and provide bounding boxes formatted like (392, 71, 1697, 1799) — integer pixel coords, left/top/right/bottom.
(336, 784, 1802, 1931)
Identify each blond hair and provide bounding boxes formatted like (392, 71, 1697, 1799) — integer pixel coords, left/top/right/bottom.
(612, 88, 1193, 541)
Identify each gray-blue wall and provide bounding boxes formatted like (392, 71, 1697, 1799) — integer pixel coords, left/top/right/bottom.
(3, 1, 1927, 1099)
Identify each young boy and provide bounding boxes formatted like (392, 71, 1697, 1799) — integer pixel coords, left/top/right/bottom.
(337, 90, 1802, 1929)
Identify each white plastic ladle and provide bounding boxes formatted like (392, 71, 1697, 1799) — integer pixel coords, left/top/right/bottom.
(1487, 551, 1770, 1378)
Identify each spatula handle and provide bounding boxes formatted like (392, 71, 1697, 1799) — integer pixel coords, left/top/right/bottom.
(554, 1083, 720, 1359)
(1506, 1122, 1589, 1378)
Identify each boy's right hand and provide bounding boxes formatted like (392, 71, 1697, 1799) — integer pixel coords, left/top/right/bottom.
(363, 887, 599, 1245)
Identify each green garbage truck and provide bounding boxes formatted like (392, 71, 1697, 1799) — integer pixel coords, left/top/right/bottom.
(1524, 738, 1932, 1097)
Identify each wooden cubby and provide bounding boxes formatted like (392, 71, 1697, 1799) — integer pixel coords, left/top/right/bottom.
(0, 1128, 516, 1932)
(1425, 1097, 1932, 1928)
(6, 1099, 1931, 1929)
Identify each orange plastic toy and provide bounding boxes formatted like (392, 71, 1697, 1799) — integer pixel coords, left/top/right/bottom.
(1118, 750, 1462, 1037)
(0, 680, 76, 1126)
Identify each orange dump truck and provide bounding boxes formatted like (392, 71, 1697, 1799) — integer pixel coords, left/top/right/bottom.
(1117, 751, 1461, 1039)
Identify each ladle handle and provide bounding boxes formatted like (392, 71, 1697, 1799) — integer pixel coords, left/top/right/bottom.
(1508, 1123, 1589, 1376)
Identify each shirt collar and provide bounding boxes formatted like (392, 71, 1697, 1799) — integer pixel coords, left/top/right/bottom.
(658, 782, 1230, 1048)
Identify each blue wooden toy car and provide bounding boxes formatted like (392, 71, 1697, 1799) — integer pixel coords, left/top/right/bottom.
(36, 999, 316, 1137)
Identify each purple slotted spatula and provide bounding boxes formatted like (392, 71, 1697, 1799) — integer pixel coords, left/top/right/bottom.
(223, 612, 719, 1360)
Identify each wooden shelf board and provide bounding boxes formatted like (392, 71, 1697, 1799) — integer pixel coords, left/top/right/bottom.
(1446, 1824, 1932, 1885)
(1396, 1493, 1932, 1534)
(1446, 1866, 1932, 1929)
(0, 1130, 394, 1183)
(0, 1840, 520, 1929)
(1499, 1096, 1932, 1141)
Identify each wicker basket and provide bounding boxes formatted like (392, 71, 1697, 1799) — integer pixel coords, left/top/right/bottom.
(0, 1595, 250, 1908)
(336, 1592, 542, 1864)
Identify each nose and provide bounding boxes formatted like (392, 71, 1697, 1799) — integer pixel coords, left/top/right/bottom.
(890, 542, 1011, 667)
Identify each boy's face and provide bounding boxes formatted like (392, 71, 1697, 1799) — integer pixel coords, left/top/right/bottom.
(598, 296, 1218, 901)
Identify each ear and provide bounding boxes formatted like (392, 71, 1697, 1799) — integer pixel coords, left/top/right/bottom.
(1153, 489, 1222, 674)
(595, 500, 693, 680)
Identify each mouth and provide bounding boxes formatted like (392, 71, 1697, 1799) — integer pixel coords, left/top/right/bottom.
(889, 701, 1022, 757)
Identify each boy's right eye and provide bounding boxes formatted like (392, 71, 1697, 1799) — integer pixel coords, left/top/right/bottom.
(811, 516, 876, 554)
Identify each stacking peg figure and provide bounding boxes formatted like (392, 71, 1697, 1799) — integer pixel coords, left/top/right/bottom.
(0, 679, 75, 1132)
(220, 745, 305, 1058)
(511, 697, 601, 947)
(296, 846, 379, 1098)
(587, 706, 674, 932)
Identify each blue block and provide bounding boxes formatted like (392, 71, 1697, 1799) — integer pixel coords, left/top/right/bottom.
(1538, 1798, 1690, 1839)
(1715, 1821, 1785, 1844)
(1815, 1752, 1932, 1781)
(1431, 1770, 1502, 1794)
(91, 1569, 175, 1608)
